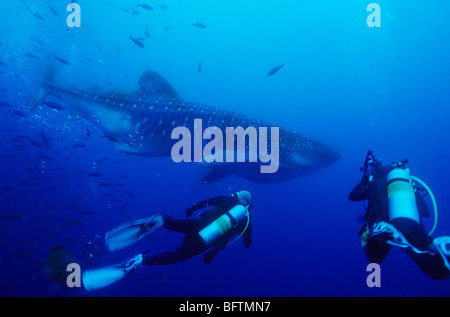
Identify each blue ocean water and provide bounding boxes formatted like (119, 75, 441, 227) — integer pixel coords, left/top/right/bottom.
(0, 0, 449, 297)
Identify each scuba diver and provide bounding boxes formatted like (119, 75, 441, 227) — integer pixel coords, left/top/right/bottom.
(82, 190, 253, 291)
(349, 150, 450, 279)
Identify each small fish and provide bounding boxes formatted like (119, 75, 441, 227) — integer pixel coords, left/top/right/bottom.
(192, 22, 207, 28)
(63, 237, 75, 243)
(267, 62, 284, 77)
(157, 269, 168, 282)
(26, 52, 39, 59)
(68, 217, 85, 226)
(40, 211, 58, 218)
(30, 9, 45, 21)
(40, 154, 55, 161)
(64, 204, 80, 210)
(78, 210, 95, 216)
(114, 44, 121, 55)
(98, 182, 112, 187)
(47, 54, 70, 65)
(46, 227, 61, 239)
(129, 34, 145, 48)
(53, 55, 70, 65)
(137, 2, 154, 10)
(125, 191, 135, 198)
(157, 4, 168, 9)
(197, 60, 202, 74)
(0, 101, 12, 108)
(29, 139, 45, 148)
(0, 60, 7, 66)
(120, 210, 134, 219)
(16, 250, 33, 257)
(42, 100, 64, 110)
(11, 109, 28, 118)
(40, 131, 52, 148)
(9, 138, 22, 144)
(120, 202, 128, 212)
(2, 213, 24, 220)
(87, 172, 102, 178)
(49, 5, 60, 16)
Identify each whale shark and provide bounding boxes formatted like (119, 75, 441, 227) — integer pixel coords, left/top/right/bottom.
(37, 70, 339, 183)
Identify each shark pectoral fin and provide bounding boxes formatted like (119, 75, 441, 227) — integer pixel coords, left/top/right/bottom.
(201, 166, 234, 184)
(114, 142, 160, 157)
(31, 66, 55, 109)
(30, 87, 47, 109)
(114, 143, 140, 154)
(137, 71, 180, 99)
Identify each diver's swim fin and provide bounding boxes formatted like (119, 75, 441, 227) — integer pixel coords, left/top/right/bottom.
(83, 254, 143, 291)
(105, 214, 164, 252)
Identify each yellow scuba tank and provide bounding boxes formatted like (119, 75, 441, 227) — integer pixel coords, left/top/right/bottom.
(198, 205, 248, 247)
(386, 168, 420, 224)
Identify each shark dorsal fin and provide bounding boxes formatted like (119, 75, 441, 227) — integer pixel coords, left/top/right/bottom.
(137, 71, 179, 99)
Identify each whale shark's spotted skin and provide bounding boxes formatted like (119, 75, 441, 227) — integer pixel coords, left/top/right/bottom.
(39, 71, 339, 183)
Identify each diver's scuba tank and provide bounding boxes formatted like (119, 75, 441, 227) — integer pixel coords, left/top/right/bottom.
(386, 167, 420, 225)
(198, 204, 249, 247)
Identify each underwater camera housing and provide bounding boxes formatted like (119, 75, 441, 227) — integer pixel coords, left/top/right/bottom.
(359, 150, 410, 182)
(359, 150, 382, 184)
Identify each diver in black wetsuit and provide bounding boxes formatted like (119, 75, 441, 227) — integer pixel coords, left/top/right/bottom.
(143, 191, 253, 266)
(82, 191, 253, 291)
(349, 150, 450, 279)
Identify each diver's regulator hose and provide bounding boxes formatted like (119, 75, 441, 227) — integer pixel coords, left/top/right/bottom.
(411, 176, 438, 236)
(226, 212, 251, 246)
